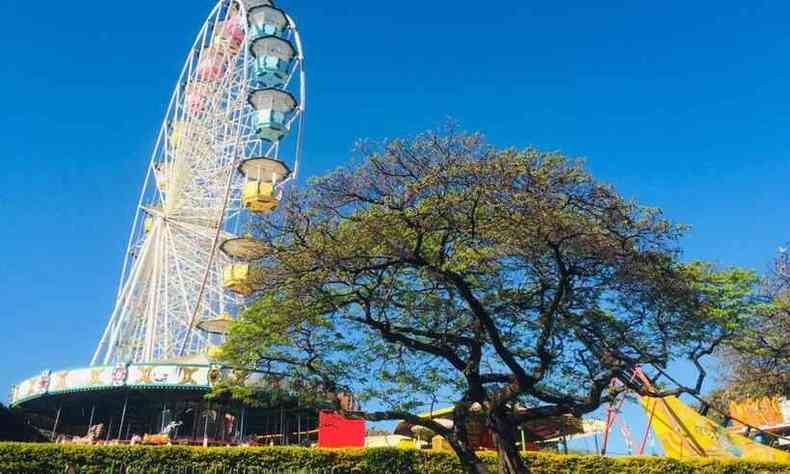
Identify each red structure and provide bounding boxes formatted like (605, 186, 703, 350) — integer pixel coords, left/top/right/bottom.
(317, 411, 365, 448)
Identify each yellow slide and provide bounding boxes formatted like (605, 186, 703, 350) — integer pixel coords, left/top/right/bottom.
(640, 395, 790, 462)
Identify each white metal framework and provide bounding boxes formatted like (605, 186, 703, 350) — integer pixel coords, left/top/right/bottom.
(92, 0, 306, 366)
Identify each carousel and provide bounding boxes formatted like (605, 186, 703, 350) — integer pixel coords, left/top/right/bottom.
(9, 355, 325, 447)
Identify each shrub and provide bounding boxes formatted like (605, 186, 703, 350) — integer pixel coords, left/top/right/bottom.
(1, 443, 790, 474)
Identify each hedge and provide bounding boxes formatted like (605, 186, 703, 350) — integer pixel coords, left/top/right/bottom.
(2, 443, 790, 474)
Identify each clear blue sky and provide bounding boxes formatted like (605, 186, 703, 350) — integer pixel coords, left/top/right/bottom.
(1, 0, 789, 426)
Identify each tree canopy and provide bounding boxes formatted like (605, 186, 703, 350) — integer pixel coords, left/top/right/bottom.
(718, 248, 790, 401)
(219, 128, 759, 474)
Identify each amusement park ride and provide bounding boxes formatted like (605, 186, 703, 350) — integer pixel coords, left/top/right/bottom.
(6, 0, 347, 447)
(7, 0, 790, 463)
(92, 0, 305, 367)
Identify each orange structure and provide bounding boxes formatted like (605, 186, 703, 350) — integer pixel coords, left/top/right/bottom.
(728, 398, 790, 434)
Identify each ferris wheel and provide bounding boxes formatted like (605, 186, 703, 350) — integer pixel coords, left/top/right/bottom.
(92, 0, 306, 366)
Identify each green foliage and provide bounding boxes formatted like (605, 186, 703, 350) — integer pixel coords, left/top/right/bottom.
(2, 444, 790, 474)
(214, 127, 763, 472)
(717, 248, 790, 402)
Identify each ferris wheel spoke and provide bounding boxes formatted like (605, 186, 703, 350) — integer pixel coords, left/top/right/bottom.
(100, 222, 159, 364)
(166, 241, 230, 306)
(164, 222, 213, 353)
(143, 224, 163, 360)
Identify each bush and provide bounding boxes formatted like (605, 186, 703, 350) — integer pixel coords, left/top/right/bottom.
(1, 443, 790, 473)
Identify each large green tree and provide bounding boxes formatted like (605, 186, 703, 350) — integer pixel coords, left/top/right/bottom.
(219, 128, 757, 474)
(718, 248, 790, 401)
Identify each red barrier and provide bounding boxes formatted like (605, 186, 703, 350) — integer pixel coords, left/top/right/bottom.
(317, 411, 365, 448)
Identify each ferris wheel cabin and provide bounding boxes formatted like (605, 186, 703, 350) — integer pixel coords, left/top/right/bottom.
(169, 121, 210, 152)
(186, 82, 215, 115)
(220, 236, 269, 260)
(154, 163, 170, 192)
(250, 36, 296, 88)
(239, 0, 274, 12)
(223, 263, 262, 296)
(248, 88, 297, 142)
(248, 5, 289, 39)
(197, 313, 234, 336)
(243, 181, 278, 213)
(239, 156, 291, 213)
(196, 47, 229, 82)
(216, 14, 246, 54)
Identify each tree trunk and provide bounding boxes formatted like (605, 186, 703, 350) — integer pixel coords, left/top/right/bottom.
(447, 402, 490, 474)
(489, 411, 527, 474)
(451, 442, 490, 474)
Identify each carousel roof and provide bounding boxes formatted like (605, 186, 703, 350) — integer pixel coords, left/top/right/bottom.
(9, 360, 270, 409)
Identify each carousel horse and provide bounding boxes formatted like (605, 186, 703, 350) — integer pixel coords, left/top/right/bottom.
(143, 420, 183, 445)
(162, 420, 183, 439)
(69, 423, 105, 445)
